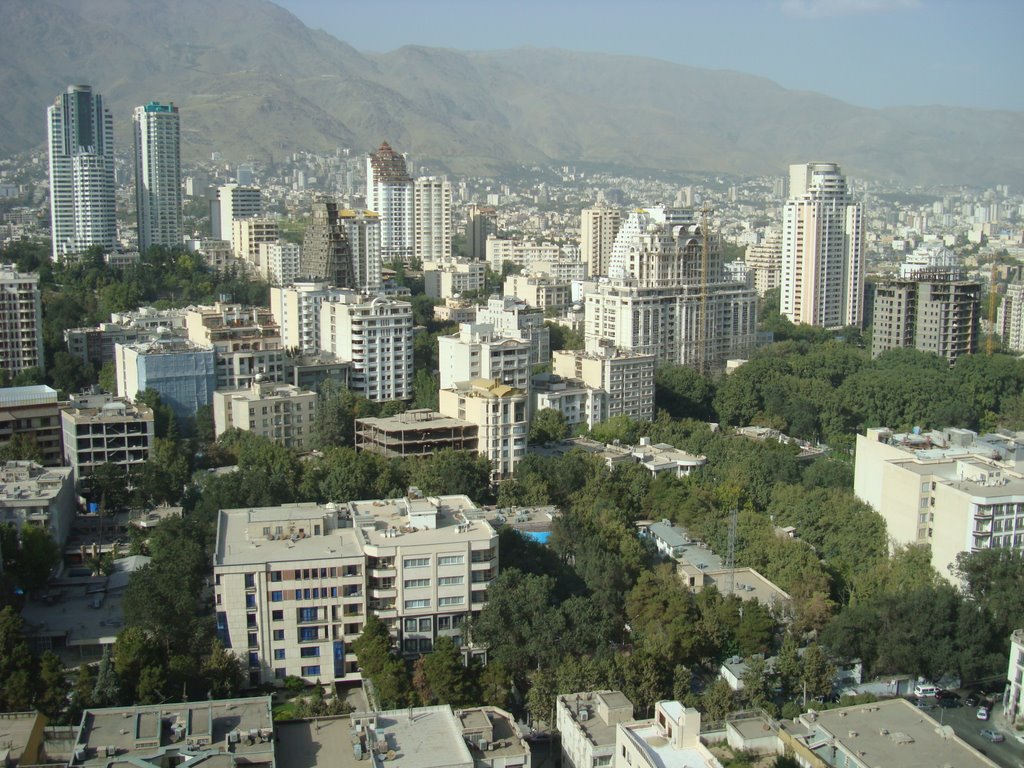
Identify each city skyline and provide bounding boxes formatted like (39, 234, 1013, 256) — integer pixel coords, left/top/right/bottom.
(276, 0, 1024, 113)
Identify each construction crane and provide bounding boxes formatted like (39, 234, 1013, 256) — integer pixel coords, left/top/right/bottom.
(987, 260, 998, 355)
(697, 203, 713, 375)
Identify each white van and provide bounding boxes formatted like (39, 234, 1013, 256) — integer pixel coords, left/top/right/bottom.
(914, 683, 938, 698)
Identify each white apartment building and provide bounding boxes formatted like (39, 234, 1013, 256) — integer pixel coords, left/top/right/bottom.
(438, 323, 532, 392)
(781, 163, 864, 329)
(1005, 629, 1024, 726)
(60, 392, 154, 479)
(504, 274, 572, 312)
(855, 426, 1024, 581)
(553, 347, 655, 423)
(485, 237, 562, 273)
(899, 242, 960, 279)
(213, 493, 498, 685)
(48, 85, 116, 261)
(340, 209, 382, 293)
(744, 231, 782, 297)
(213, 378, 317, 451)
(257, 241, 301, 286)
(0, 265, 44, 375)
(581, 204, 622, 278)
(998, 281, 1024, 354)
(531, 373, 606, 431)
(476, 296, 550, 366)
(232, 216, 280, 265)
(366, 142, 414, 264)
(414, 177, 452, 263)
(271, 281, 345, 355)
(183, 303, 284, 389)
(320, 293, 414, 401)
(615, 701, 718, 768)
(0, 461, 76, 547)
(439, 379, 528, 479)
(423, 259, 486, 299)
(214, 184, 262, 241)
(132, 102, 181, 251)
(557, 691, 634, 768)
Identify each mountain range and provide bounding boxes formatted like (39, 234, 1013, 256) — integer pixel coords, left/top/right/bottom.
(3, 0, 1022, 187)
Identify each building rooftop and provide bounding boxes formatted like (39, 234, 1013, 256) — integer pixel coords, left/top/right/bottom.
(73, 697, 275, 768)
(457, 706, 530, 763)
(351, 708, 473, 768)
(0, 385, 58, 408)
(785, 698, 998, 768)
(0, 711, 46, 767)
(355, 410, 475, 434)
(349, 494, 497, 550)
(0, 462, 72, 504)
(619, 720, 720, 768)
(215, 504, 363, 568)
(61, 395, 154, 424)
(558, 691, 634, 751)
(451, 379, 525, 399)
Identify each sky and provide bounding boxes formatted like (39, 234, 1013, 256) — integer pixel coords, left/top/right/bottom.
(274, 0, 1023, 112)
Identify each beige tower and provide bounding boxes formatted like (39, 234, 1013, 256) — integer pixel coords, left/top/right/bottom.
(580, 204, 621, 277)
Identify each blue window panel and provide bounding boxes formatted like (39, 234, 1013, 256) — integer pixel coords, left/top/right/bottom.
(274, 649, 285, 660)
(300, 646, 320, 658)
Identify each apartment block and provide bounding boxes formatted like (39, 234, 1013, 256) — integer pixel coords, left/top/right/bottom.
(232, 216, 280, 267)
(320, 293, 414, 401)
(0, 265, 44, 375)
(870, 268, 980, 364)
(423, 259, 486, 299)
(213, 378, 317, 450)
(60, 392, 154, 479)
(855, 426, 1024, 581)
(438, 379, 527, 480)
(434, 298, 477, 325)
(530, 373, 606, 431)
(356, 409, 479, 459)
(213, 493, 498, 685)
(616, 701, 717, 768)
(557, 691, 634, 768)
(504, 274, 572, 312)
(552, 347, 656, 422)
(183, 302, 284, 389)
(300, 200, 355, 289)
(366, 142, 414, 265)
(1006, 629, 1024, 726)
(214, 184, 261, 241)
(133, 102, 182, 252)
(115, 337, 217, 420)
(580, 204, 622, 277)
(485, 237, 562, 273)
(0, 461, 76, 546)
(0, 385, 63, 466)
(438, 323, 532, 392)
(466, 204, 498, 260)
(744, 231, 782, 297)
(476, 296, 550, 366)
(339, 209, 382, 293)
(257, 241, 301, 286)
(271, 281, 345, 355)
(414, 177, 453, 263)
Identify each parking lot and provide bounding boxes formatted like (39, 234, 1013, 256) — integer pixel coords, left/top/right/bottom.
(916, 698, 1024, 767)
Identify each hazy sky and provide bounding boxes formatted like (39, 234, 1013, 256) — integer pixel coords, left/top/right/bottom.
(274, 0, 1023, 112)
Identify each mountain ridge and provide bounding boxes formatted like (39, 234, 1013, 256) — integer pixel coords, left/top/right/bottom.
(2, 0, 1021, 186)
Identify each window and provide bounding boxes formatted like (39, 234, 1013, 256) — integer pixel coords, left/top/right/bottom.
(404, 557, 430, 568)
(274, 668, 286, 680)
(274, 649, 285, 660)
(246, 614, 257, 628)
(404, 618, 418, 632)
(270, 571, 282, 582)
(299, 606, 318, 622)
(437, 616, 451, 630)
(273, 629, 285, 641)
(272, 610, 284, 621)
(404, 599, 430, 610)
(419, 618, 432, 632)
(438, 555, 464, 566)
(299, 627, 319, 642)
(244, 573, 255, 588)
(437, 576, 463, 586)
(245, 594, 256, 608)
(404, 578, 430, 589)
(404, 638, 418, 653)
(271, 591, 283, 602)
(300, 647, 321, 658)
(439, 596, 464, 607)
(301, 665, 321, 676)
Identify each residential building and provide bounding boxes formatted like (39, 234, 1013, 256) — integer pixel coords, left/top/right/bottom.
(47, 85, 116, 260)
(486, 237, 562, 273)
(213, 378, 317, 450)
(899, 242, 959, 278)
(529, 256, 587, 283)
(214, 183, 261, 241)
(366, 142, 414, 264)
(197, 238, 250, 275)
(854, 426, 1024, 581)
(356, 409, 479, 459)
(557, 691, 634, 768)
(583, 208, 757, 370)
(71, 697, 275, 768)
(423, 259, 486, 299)
(300, 200, 355, 288)
(457, 707, 532, 768)
(132, 102, 181, 251)
(320, 293, 414, 401)
(780, 699, 997, 767)
(65, 323, 155, 368)
(271, 281, 345, 355)
(257, 240, 301, 286)
(60, 391, 154, 479)
(232, 216, 279, 265)
(616, 701, 720, 768)
(0, 461, 76, 546)
(183, 302, 284, 389)
(998, 281, 1024, 353)
(530, 373, 606, 431)
(1005, 628, 1024, 726)
(466, 204, 498, 260)
(870, 267, 981, 363)
(340, 209, 382, 293)
(414, 177, 452, 263)
(439, 323, 532, 392)
(781, 162, 864, 329)
(282, 354, 352, 393)
(0, 265, 44, 375)
(213, 493, 498, 685)
(109, 306, 188, 333)
(504, 274, 572, 312)
(0, 712, 48, 768)
(552, 347, 656, 422)
(434, 298, 477, 325)
(580, 204, 622, 277)
(476, 296, 550, 366)
(744, 231, 782, 297)
(0, 385, 63, 466)
(438, 379, 527, 479)
(115, 336, 217, 420)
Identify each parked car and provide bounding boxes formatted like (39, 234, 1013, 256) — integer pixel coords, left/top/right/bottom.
(965, 694, 980, 707)
(938, 696, 960, 709)
(980, 728, 1005, 743)
(977, 707, 991, 720)
(935, 689, 959, 701)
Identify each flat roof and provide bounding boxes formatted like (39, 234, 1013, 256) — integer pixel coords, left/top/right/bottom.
(790, 698, 998, 768)
(458, 707, 530, 761)
(703, 567, 791, 605)
(350, 496, 497, 550)
(356, 410, 475, 433)
(0, 712, 45, 763)
(558, 692, 633, 750)
(0, 385, 58, 407)
(216, 505, 363, 567)
(619, 721, 719, 768)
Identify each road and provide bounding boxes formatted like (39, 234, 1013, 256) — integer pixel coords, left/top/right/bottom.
(923, 699, 1023, 767)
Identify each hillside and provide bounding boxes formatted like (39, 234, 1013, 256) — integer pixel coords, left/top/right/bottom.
(2, 0, 1022, 186)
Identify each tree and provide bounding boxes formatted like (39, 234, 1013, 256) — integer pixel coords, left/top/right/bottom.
(201, 639, 244, 698)
(13, 525, 61, 589)
(529, 408, 568, 446)
(68, 663, 96, 725)
(0, 433, 43, 463)
(92, 646, 121, 706)
(0, 606, 36, 710)
(137, 437, 191, 505)
(35, 651, 67, 718)
(800, 644, 835, 701)
(114, 626, 158, 699)
(525, 668, 558, 727)
(740, 656, 774, 711)
(655, 365, 716, 421)
(700, 679, 736, 722)
(477, 659, 512, 710)
(408, 450, 492, 501)
(774, 634, 802, 698)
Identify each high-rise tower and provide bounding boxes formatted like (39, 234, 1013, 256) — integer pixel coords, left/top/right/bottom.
(781, 163, 864, 329)
(580, 203, 621, 277)
(300, 200, 355, 288)
(133, 102, 182, 252)
(47, 85, 116, 261)
(413, 176, 452, 263)
(365, 142, 414, 264)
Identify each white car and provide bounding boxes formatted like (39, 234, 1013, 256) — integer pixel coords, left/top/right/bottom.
(977, 706, 990, 720)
